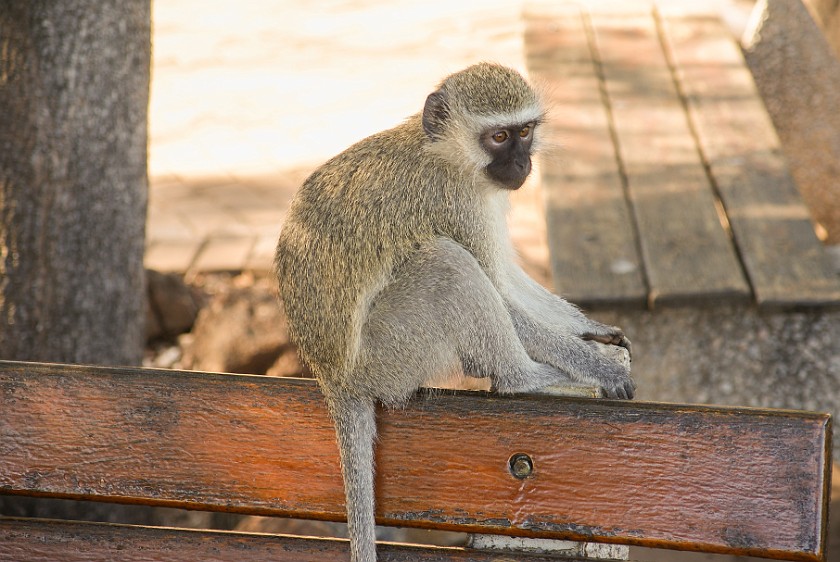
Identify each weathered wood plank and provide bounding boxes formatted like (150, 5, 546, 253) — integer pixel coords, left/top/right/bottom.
(525, 7, 647, 308)
(591, 14, 750, 307)
(0, 361, 832, 561)
(661, 15, 840, 309)
(0, 518, 579, 562)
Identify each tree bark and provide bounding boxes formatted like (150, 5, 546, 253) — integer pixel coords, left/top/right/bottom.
(0, 1, 150, 365)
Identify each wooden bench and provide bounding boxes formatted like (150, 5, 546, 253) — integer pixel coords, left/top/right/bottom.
(524, 5, 840, 310)
(0, 360, 832, 561)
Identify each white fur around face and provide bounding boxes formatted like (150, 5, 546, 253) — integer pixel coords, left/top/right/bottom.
(468, 105, 544, 132)
(464, 107, 543, 160)
(453, 120, 492, 170)
(436, 104, 545, 172)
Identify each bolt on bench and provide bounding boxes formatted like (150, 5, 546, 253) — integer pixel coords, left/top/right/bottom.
(0, 361, 832, 561)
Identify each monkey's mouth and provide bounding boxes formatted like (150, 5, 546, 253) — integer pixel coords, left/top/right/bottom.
(503, 177, 529, 190)
(492, 173, 529, 191)
(486, 158, 531, 190)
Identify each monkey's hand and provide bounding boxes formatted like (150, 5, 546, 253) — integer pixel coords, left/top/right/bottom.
(581, 326, 632, 359)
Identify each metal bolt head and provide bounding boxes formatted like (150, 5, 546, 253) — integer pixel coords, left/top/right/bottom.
(508, 453, 534, 479)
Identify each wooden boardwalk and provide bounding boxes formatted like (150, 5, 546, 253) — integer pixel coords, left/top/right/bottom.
(526, 6, 840, 310)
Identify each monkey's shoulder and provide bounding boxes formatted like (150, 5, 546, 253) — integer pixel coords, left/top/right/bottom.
(302, 118, 437, 189)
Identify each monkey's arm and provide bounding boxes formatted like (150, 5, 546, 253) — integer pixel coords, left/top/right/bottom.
(503, 264, 631, 353)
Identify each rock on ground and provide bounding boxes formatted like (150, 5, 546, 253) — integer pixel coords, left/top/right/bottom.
(180, 274, 306, 376)
(146, 269, 201, 342)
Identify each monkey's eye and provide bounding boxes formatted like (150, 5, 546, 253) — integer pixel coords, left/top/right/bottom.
(492, 131, 509, 143)
(519, 125, 531, 138)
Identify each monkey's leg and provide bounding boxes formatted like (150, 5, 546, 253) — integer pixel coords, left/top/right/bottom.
(330, 238, 577, 561)
(352, 237, 573, 403)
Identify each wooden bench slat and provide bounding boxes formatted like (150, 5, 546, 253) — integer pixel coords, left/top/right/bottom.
(0, 361, 831, 561)
(0, 517, 580, 562)
(590, 14, 751, 307)
(525, 9, 648, 308)
(661, 15, 840, 309)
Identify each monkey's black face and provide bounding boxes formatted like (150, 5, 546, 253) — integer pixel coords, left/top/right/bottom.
(481, 122, 535, 190)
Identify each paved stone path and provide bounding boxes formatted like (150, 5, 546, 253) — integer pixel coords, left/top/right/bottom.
(145, 0, 755, 276)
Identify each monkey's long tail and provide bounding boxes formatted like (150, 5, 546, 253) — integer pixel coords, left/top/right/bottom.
(326, 393, 378, 562)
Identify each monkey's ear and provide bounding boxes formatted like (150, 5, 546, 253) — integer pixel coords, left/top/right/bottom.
(422, 90, 449, 140)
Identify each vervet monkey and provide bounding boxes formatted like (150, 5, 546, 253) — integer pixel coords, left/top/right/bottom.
(275, 62, 634, 562)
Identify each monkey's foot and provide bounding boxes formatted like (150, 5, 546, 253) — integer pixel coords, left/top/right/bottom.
(597, 343, 634, 400)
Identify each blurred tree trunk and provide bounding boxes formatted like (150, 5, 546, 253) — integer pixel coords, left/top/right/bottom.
(0, 1, 150, 365)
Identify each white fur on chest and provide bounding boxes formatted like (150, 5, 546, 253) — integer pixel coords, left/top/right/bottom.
(483, 189, 517, 282)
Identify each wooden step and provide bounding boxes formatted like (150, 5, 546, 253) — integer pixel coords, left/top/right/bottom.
(661, 14, 840, 309)
(525, 6, 840, 310)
